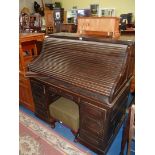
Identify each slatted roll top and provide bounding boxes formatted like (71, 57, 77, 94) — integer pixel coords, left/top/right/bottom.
(28, 37, 132, 104)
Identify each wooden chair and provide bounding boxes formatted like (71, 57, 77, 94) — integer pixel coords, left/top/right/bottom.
(120, 101, 135, 155)
(19, 41, 38, 73)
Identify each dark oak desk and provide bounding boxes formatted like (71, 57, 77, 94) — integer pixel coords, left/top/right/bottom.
(27, 36, 135, 154)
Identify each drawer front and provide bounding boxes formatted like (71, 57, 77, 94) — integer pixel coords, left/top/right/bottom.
(33, 93, 50, 122)
(33, 93, 47, 106)
(80, 116, 104, 137)
(30, 79, 45, 94)
(48, 86, 58, 94)
(48, 93, 60, 103)
(79, 129, 103, 148)
(48, 86, 78, 103)
(80, 100, 106, 121)
(33, 98, 48, 110)
(35, 107, 49, 117)
(35, 108, 50, 123)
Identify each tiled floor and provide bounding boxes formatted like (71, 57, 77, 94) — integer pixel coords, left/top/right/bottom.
(19, 94, 135, 155)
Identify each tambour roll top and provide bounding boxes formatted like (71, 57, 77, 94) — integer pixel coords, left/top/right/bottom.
(28, 36, 134, 105)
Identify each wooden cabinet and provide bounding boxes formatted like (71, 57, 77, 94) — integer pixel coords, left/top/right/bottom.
(19, 33, 45, 112)
(44, 9, 54, 34)
(44, 8, 64, 33)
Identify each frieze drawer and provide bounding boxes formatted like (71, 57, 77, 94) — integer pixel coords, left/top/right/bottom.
(48, 86, 79, 103)
(48, 93, 60, 103)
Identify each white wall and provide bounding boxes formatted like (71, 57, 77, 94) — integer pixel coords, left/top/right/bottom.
(19, 0, 135, 21)
(59, 0, 135, 20)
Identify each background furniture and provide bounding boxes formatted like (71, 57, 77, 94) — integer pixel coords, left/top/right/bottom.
(77, 16, 120, 39)
(19, 33, 45, 112)
(44, 9, 54, 34)
(53, 8, 64, 32)
(44, 8, 64, 34)
(19, 13, 42, 33)
(61, 23, 77, 32)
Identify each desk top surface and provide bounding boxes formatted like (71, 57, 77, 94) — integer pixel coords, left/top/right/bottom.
(49, 32, 135, 41)
(19, 33, 45, 42)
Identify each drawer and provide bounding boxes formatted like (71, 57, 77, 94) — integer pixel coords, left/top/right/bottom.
(35, 107, 49, 118)
(48, 86, 78, 103)
(79, 129, 103, 147)
(60, 91, 78, 103)
(48, 86, 58, 94)
(30, 79, 45, 93)
(34, 101, 48, 110)
(35, 111, 50, 123)
(48, 93, 60, 103)
(80, 115, 104, 136)
(33, 91, 45, 100)
(80, 101, 106, 121)
(33, 93, 47, 106)
(47, 87, 60, 98)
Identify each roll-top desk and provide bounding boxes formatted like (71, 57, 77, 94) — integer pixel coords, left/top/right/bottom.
(26, 35, 135, 154)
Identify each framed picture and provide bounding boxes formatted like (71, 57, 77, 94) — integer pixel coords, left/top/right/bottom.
(90, 4, 99, 16)
(100, 8, 115, 17)
(55, 12, 60, 20)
